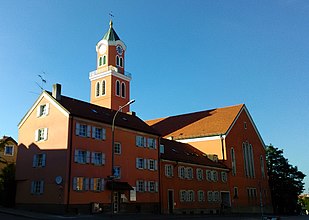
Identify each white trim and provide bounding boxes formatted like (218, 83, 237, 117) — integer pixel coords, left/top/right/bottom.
(161, 159, 229, 171)
(89, 69, 131, 82)
(18, 91, 70, 128)
(178, 135, 225, 143)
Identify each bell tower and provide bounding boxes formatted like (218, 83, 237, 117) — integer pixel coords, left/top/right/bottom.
(89, 20, 131, 112)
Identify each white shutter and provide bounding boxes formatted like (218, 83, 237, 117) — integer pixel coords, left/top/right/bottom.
(154, 139, 157, 149)
(92, 126, 96, 138)
(143, 159, 147, 169)
(74, 150, 79, 163)
(42, 153, 46, 167)
(136, 158, 139, 168)
(45, 103, 50, 115)
(40, 181, 44, 194)
(75, 123, 80, 136)
(136, 181, 139, 192)
(147, 159, 150, 170)
(144, 181, 147, 192)
(135, 136, 139, 146)
(143, 137, 147, 148)
(35, 130, 39, 142)
(91, 152, 95, 164)
(155, 182, 158, 192)
(86, 151, 90, 163)
(73, 177, 77, 190)
(43, 128, 48, 141)
(87, 125, 91, 137)
(100, 178, 105, 191)
(154, 160, 158, 171)
(102, 153, 105, 165)
(33, 155, 37, 167)
(102, 128, 106, 140)
(36, 106, 41, 117)
(84, 178, 89, 190)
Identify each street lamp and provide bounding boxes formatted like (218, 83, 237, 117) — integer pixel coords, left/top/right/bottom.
(111, 99, 135, 214)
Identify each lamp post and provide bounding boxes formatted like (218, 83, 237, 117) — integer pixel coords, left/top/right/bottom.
(111, 99, 135, 214)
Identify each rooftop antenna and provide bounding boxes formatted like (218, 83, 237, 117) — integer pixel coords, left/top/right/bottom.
(36, 72, 47, 91)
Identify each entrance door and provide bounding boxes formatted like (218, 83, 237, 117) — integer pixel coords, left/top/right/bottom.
(168, 190, 174, 214)
(113, 192, 119, 213)
(221, 192, 231, 208)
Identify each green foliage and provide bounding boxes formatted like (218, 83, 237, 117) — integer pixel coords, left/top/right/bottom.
(266, 145, 306, 214)
(0, 163, 16, 207)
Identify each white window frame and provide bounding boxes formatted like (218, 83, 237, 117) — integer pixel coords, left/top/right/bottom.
(196, 168, 203, 181)
(37, 103, 50, 117)
(206, 170, 212, 181)
(136, 180, 145, 192)
(4, 145, 14, 156)
(35, 128, 48, 142)
(187, 190, 194, 202)
(113, 166, 121, 179)
(31, 180, 44, 195)
(212, 170, 218, 182)
(165, 164, 173, 177)
(74, 149, 90, 164)
(148, 159, 157, 171)
(136, 136, 146, 147)
(178, 166, 185, 179)
(114, 142, 121, 154)
(136, 158, 147, 169)
(186, 167, 193, 179)
(91, 152, 105, 165)
(207, 191, 213, 202)
(32, 153, 46, 167)
(198, 190, 205, 202)
(92, 126, 106, 140)
(76, 123, 91, 137)
(180, 190, 187, 202)
(147, 138, 157, 149)
(221, 171, 228, 183)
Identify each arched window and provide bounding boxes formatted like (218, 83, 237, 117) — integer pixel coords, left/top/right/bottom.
(231, 148, 236, 176)
(119, 57, 123, 67)
(95, 82, 100, 97)
(121, 82, 125, 97)
(116, 80, 120, 96)
(103, 55, 106, 65)
(116, 55, 119, 66)
(99, 57, 102, 66)
(102, 80, 106, 95)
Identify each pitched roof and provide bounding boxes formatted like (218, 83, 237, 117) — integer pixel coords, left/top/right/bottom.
(0, 136, 17, 145)
(103, 20, 120, 41)
(160, 138, 227, 169)
(146, 104, 244, 139)
(46, 92, 159, 136)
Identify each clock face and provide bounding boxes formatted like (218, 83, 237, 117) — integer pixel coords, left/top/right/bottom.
(116, 45, 123, 55)
(99, 44, 107, 54)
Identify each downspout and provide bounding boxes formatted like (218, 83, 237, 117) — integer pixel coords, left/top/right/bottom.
(158, 136, 162, 214)
(220, 134, 225, 161)
(66, 116, 74, 212)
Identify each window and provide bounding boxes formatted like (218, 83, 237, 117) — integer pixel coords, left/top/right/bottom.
(244, 122, 247, 129)
(206, 170, 212, 181)
(90, 178, 104, 191)
(116, 55, 119, 66)
(136, 158, 146, 169)
(233, 187, 239, 199)
(213, 191, 220, 202)
(186, 167, 193, 179)
(160, 144, 165, 154)
(180, 190, 187, 202)
(178, 166, 185, 179)
(114, 142, 121, 154)
(148, 159, 157, 171)
(260, 155, 265, 178)
(96, 81, 100, 97)
(136, 180, 145, 192)
(148, 181, 155, 192)
(207, 191, 213, 202)
(121, 82, 126, 98)
(101, 80, 106, 95)
(37, 103, 49, 117)
(91, 152, 105, 165)
(187, 190, 194, 202)
(247, 188, 257, 199)
(4, 145, 14, 156)
(113, 167, 121, 179)
(76, 123, 91, 137)
(33, 153, 46, 167)
(198, 190, 205, 202)
(231, 148, 236, 176)
(73, 177, 89, 191)
(116, 80, 120, 96)
(196, 168, 203, 180)
(103, 55, 106, 65)
(243, 142, 255, 178)
(147, 138, 156, 149)
(221, 171, 228, 182)
(31, 180, 44, 195)
(119, 57, 123, 67)
(74, 150, 90, 164)
(35, 128, 48, 141)
(99, 57, 102, 66)
(165, 164, 173, 177)
(130, 187, 137, 201)
(136, 136, 146, 147)
(212, 171, 218, 182)
(92, 126, 106, 140)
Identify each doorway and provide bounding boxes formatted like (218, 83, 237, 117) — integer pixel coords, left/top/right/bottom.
(168, 190, 174, 214)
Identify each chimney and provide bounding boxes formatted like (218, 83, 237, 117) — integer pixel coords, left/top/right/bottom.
(52, 84, 61, 101)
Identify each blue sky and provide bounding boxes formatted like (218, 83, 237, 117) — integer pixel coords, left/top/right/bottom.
(1, 0, 308, 192)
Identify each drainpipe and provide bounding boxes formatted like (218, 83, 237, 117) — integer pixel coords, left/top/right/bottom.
(66, 116, 74, 213)
(220, 134, 225, 161)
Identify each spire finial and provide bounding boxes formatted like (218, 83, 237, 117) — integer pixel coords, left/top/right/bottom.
(109, 20, 113, 28)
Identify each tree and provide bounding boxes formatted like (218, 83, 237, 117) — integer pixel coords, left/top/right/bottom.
(0, 163, 16, 207)
(266, 144, 306, 214)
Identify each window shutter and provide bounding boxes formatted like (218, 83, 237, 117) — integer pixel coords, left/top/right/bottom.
(45, 103, 50, 115)
(92, 126, 95, 138)
(40, 181, 44, 194)
(144, 181, 147, 192)
(102, 128, 106, 140)
(91, 152, 95, 164)
(155, 182, 158, 192)
(87, 125, 91, 137)
(135, 136, 139, 146)
(154, 160, 158, 171)
(90, 178, 94, 191)
(42, 153, 46, 167)
(33, 155, 37, 167)
(36, 106, 41, 117)
(136, 158, 139, 168)
(31, 181, 35, 194)
(84, 178, 89, 190)
(43, 128, 48, 141)
(136, 181, 139, 192)
(74, 150, 79, 163)
(143, 159, 147, 169)
(102, 153, 105, 165)
(147, 159, 150, 170)
(86, 151, 90, 163)
(73, 177, 77, 190)
(75, 123, 80, 136)
(100, 178, 105, 191)
(154, 139, 157, 149)
(143, 138, 147, 148)
(35, 130, 39, 142)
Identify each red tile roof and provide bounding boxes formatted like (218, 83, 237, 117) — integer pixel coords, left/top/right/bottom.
(160, 138, 227, 169)
(47, 92, 160, 136)
(147, 104, 244, 139)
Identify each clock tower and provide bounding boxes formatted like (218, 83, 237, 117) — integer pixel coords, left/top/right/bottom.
(89, 20, 131, 112)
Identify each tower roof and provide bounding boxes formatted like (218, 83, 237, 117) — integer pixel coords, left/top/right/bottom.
(102, 20, 120, 41)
